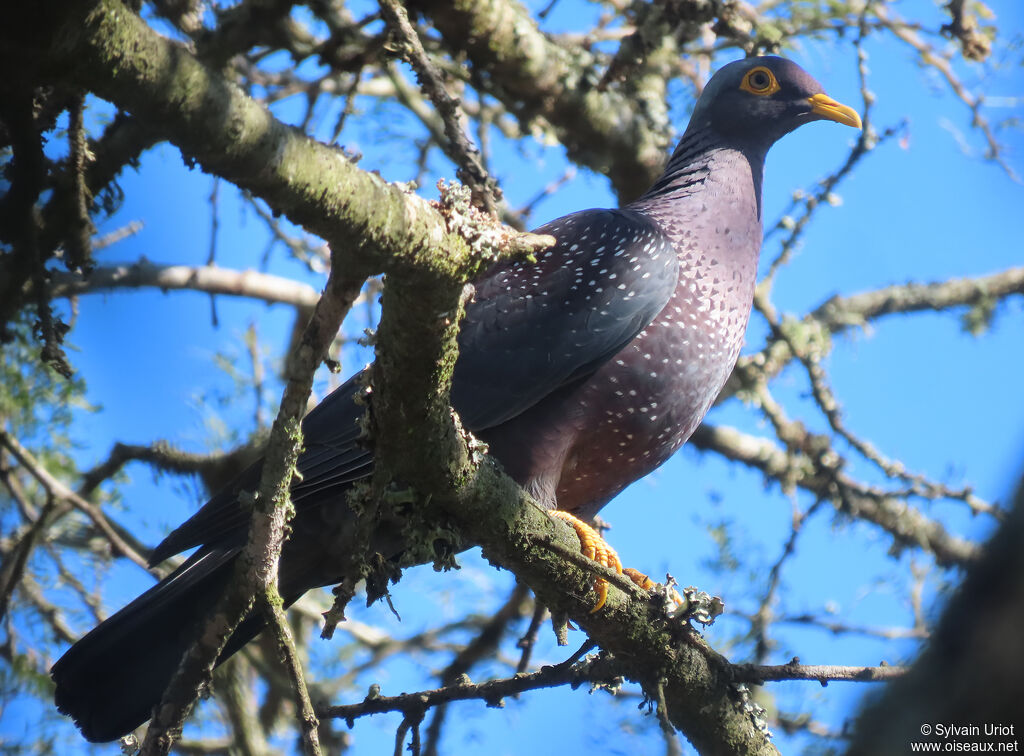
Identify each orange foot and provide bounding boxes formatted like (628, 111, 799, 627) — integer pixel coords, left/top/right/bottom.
(549, 511, 672, 612)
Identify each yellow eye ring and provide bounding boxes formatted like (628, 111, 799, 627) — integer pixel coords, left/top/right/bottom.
(740, 66, 780, 96)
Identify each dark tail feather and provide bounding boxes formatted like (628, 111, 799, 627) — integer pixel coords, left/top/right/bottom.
(51, 548, 263, 742)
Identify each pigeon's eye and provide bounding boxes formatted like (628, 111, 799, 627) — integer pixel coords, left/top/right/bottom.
(740, 67, 780, 96)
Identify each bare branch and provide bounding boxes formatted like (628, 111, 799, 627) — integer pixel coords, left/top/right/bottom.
(0, 497, 57, 624)
(77, 439, 263, 499)
(731, 660, 907, 685)
(814, 266, 1024, 328)
(322, 652, 623, 724)
(846, 477, 1024, 751)
(265, 598, 322, 756)
(48, 261, 323, 309)
(750, 499, 827, 663)
(770, 614, 929, 641)
(423, 582, 532, 756)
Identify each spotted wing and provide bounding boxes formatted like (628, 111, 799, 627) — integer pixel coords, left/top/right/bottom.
(451, 208, 679, 430)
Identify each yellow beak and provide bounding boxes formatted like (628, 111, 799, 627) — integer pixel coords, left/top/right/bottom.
(807, 93, 863, 129)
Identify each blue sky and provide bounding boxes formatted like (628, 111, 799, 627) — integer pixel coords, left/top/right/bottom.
(4, 1, 1024, 754)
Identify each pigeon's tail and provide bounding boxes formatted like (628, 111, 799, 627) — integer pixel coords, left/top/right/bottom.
(51, 548, 261, 743)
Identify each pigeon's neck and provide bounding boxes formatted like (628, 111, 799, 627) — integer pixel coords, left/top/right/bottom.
(630, 127, 768, 221)
(628, 127, 767, 271)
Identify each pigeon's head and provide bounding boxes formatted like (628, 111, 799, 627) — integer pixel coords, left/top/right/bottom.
(687, 56, 862, 146)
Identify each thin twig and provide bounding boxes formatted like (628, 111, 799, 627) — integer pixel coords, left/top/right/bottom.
(378, 0, 502, 212)
(750, 498, 827, 663)
(322, 653, 621, 724)
(0, 431, 152, 570)
(873, 4, 1017, 181)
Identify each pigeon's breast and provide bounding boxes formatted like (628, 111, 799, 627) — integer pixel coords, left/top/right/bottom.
(555, 243, 758, 516)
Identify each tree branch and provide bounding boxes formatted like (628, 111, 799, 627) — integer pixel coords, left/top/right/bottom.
(690, 424, 980, 566)
(409, 0, 683, 202)
(364, 188, 778, 755)
(47, 261, 325, 309)
(814, 266, 1024, 328)
(731, 660, 906, 685)
(730, 266, 1024, 403)
(0, 430, 153, 571)
(19, 0, 480, 279)
(845, 471, 1024, 753)
(139, 266, 365, 755)
(379, 0, 502, 212)
(323, 650, 622, 724)
(77, 439, 263, 499)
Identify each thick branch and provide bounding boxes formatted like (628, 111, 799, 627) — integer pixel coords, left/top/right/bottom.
(447, 463, 779, 754)
(22, 0, 481, 280)
(367, 209, 777, 756)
